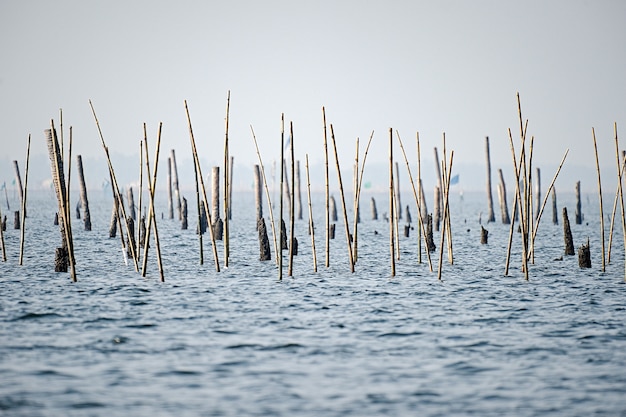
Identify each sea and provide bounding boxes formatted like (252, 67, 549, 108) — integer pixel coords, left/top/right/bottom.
(1, 189, 625, 416)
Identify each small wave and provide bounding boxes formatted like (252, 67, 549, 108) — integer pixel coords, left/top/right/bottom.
(377, 331, 422, 338)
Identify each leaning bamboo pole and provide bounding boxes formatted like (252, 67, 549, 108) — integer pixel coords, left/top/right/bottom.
(223, 90, 230, 268)
(330, 124, 354, 273)
(592, 128, 606, 272)
(89, 100, 139, 271)
(185, 100, 220, 272)
(353, 131, 374, 264)
(193, 140, 204, 265)
(352, 137, 359, 264)
(396, 130, 433, 271)
(18, 134, 31, 266)
(288, 121, 295, 277)
(613, 123, 626, 281)
(250, 125, 279, 264)
(279, 114, 285, 280)
(437, 151, 454, 281)
(508, 128, 529, 281)
(137, 141, 143, 258)
(323, 107, 330, 268)
(141, 123, 165, 281)
(417, 133, 423, 264)
(608, 152, 626, 263)
(12, 161, 24, 215)
(305, 154, 317, 272)
(389, 128, 396, 277)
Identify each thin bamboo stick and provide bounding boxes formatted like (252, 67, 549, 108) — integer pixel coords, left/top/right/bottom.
(185, 100, 220, 272)
(613, 123, 626, 281)
(18, 134, 31, 266)
(504, 189, 519, 276)
(305, 154, 317, 272)
(353, 131, 374, 264)
(330, 124, 354, 273)
(288, 121, 295, 277)
(89, 100, 139, 271)
(352, 137, 359, 264)
(193, 139, 204, 265)
(417, 133, 423, 264)
(437, 151, 454, 281)
(592, 128, 606, 272)
(141, 123, 165, 281)
(508, 128, 529, 281)
(389, 128, 396, 277)
(323, 107, 330, 268)
(279, 114, 285, 281)
(250, 125, 279, 264)
(608, 153, 626, 263)
(137, 141, 143, 259)
(394, 161, 401, 261)
(224, 90, 230, 268)
(396, 130, 433, 271)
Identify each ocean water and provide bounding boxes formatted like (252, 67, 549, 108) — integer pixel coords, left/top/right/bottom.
(1, 190, 625, 416)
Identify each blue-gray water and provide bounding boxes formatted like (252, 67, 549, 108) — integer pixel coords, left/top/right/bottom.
(1, 190, 625, 416)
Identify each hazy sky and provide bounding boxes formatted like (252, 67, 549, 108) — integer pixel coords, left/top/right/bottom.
(1, 0, 625, 187)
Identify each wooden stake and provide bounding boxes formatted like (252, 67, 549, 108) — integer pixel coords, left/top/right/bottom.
(0, 198, 6, 262)
(485, 136, 495, 222)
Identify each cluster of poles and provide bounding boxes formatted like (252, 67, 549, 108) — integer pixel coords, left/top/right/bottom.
(1, 93, 626, 282)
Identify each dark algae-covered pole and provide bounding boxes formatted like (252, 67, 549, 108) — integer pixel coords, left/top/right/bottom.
(563, 207, 575, 256)
(76, 155, 91, 231)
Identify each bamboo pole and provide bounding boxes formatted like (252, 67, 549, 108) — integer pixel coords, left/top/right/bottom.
(504, 189, 519, 276)
(353, 131, 374, 264)
(47, 122, 76, 281)
(394, 161, 401, 260)
(296, 160, 303, 221)
(254, 164, 263, 226)
(508, 128, 529, 281)
(606, 153, 625, 263)
(305, 154, 317, 272)
(141, 123, 165, 281)
(76, 155, 92, 231)
(18, 134, 31, 266)
(167, 157, 173, 219)
(224, 90, 230, 268)
(353, 137, 359, 264)
(613, 123, 626, 281)
(389, 128, 396, 277)
(288, 121, 295, 277)
(89, 101, 139, 271)
(193, 139, 204, 265)
(323, 107, 330, 268)
(437, 151, 454, 281)
(185, 100, 220, 272)
(592, 128, 606, 272)
(417, 133, 423, 264)
(250, 125, 279, 264)
(330, 124, 354, 273)
(498, 168, 510, 224)
(396, 130, 433, 271)
(137, 141, 143, 257)
(279, 114, 285, 280)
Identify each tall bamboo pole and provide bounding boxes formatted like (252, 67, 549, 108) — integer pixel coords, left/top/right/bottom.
(141, 123, 165, 281)
(137, 141, 143, 257)
(613, 123, 626, 281)
(323, 107, 330, 268)
(18, 134, 31, 266)
(330, 124, 354, 273)
(353, 131, 374, 264)
(288, 121, 295, 277)
(250, 125, 279, 263)
(396, 130, 433, 271)
(223, 90, 230, 268)
(170, 149, 181, 221)
(305, 154, 317, 272)
(437, 151, 454, 281)
(389, 128, 396, 277)
(89, 100, 139, 271)
(417, 133, 423, 264)
(353, 137, 359, 264)
(592, 128, 606, 272)
(279, 114, 285, 280)
(193, 140, 204, 265)
(185, 100, 220, 272)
